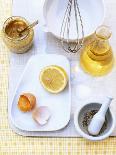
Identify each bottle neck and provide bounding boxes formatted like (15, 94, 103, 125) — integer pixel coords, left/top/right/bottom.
(90, 36, 110, 55)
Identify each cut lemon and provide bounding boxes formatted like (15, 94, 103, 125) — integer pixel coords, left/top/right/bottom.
(39, 65, 68, 93)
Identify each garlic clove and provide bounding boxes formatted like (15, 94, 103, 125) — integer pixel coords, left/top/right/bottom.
(32, 106, 51, 125)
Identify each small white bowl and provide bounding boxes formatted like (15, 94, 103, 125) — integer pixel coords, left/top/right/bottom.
(74, 103, 116, 141)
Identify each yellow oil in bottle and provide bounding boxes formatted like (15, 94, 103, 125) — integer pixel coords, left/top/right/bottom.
(80, 26, 114, 76)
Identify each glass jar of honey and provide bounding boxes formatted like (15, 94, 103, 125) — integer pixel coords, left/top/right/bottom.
(80, 26, 114, 76)
(2, 16, 34, 54)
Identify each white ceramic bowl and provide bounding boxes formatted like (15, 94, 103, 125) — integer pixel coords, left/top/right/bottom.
(74, 103, 116, 141)
(42, 0, 105, 41)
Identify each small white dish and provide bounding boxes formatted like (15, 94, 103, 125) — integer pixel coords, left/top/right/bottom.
(74, 102, 116, 141)
(42, 0, 105, 41)
(10, 54, 71, 131)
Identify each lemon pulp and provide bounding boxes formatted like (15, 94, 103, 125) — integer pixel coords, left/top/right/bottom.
(39, 65, 68, 93)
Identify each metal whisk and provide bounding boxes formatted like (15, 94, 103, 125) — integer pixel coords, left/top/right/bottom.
(60, 0, 84, 53)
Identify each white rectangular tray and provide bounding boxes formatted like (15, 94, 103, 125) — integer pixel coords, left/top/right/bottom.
(8, 0, 116, 137)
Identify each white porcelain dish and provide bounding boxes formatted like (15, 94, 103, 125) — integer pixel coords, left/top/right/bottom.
(10, 54, 71, 131)
(42, 0, 105, 41)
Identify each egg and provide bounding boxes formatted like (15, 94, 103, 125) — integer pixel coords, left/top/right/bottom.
(32, 106, 51, 125)
(18, 93, 36, 112)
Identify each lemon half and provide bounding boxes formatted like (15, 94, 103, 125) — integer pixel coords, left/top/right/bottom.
(39, 65, 68, 93)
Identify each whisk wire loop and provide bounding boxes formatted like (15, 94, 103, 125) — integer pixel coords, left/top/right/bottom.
(60, 0, 84, 53)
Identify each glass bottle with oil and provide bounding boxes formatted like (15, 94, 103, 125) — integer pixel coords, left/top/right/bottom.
(80, 26, 114, 76)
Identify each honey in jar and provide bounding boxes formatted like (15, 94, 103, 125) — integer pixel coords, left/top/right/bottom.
(80, 26, 114, 76)
(2, 16, 34, 53)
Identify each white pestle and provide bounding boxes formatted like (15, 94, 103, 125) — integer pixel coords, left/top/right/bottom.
(88, 97, 113, 136)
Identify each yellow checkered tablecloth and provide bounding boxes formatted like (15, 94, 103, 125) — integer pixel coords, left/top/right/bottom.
(0, 0, 116, 154)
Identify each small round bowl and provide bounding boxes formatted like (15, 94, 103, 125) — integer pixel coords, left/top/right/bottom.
(74, 103, 116, 141)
